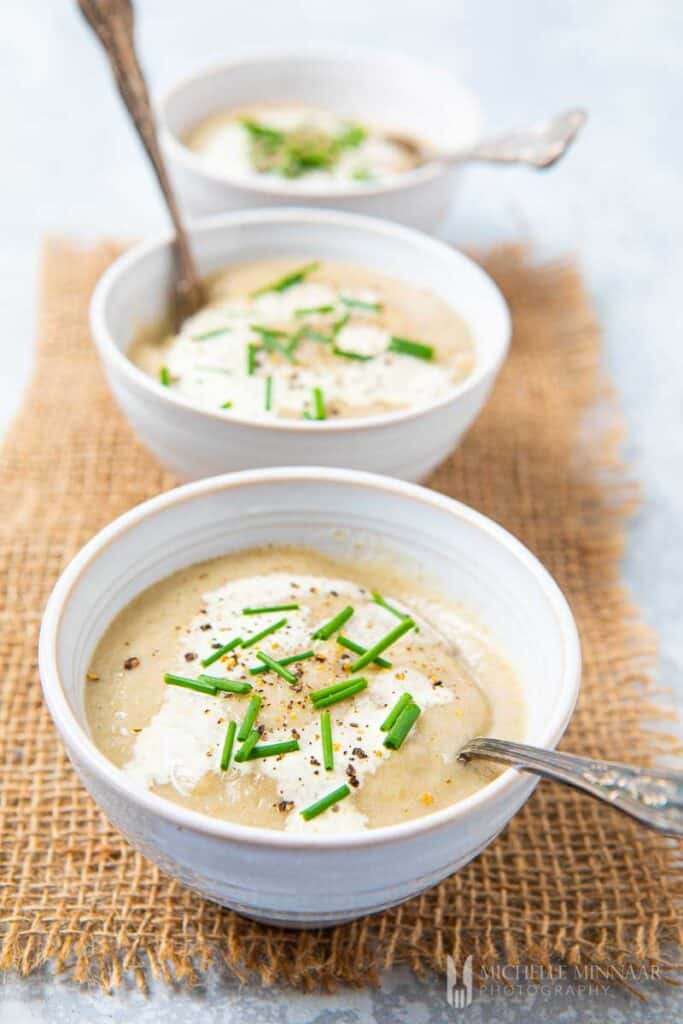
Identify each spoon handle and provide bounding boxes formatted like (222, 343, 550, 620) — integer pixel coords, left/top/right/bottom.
(77, 0, 204, 320)
(452, 107, 587, 169)
(460, 737, 683, 837)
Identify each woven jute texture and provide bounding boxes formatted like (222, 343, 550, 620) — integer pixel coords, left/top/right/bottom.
(0, 240, 680, 992)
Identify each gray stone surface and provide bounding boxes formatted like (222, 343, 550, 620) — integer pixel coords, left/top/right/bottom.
(1, 0, 681, 1019)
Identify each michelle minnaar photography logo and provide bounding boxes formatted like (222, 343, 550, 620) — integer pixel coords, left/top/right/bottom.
(445, 956, 663, 1010)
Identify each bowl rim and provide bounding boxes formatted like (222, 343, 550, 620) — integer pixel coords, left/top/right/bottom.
(157, 45, 483, 200)
(89, 207, 511, 434)
(39, 466, 582, 851)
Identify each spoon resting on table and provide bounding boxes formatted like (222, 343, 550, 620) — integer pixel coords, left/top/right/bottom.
(78, 0, 205, 326)
(460, 737, 683, 837)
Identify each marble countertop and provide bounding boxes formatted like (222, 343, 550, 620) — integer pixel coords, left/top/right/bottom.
(1, 1, 681, 1020)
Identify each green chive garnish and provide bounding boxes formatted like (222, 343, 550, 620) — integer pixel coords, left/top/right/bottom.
(265, 375, 273, 411)
(201, 636, 242, 669)
(295, 304, 335, 318)
(251, 324, 289, 339)
(251, 262, 320, 298)
(388, 336, 434, 361)
(310, 677, 367, 708)
(234, 727, 261, 763)
(198, 675, 253, 695)
(237, 694, 262, 742)
(241, 617, 287, 649)
(341, 296, 383, 312)
(300, 784, 351, 821)
(331, 311, 349, 337)
(192, 327, 231, 341)
(336, 635, 391, 669)
(372, 592, 410, 621)
(332, 345, 373, 361)
(312, 387, 326, 420)
(247, 739, 300, 760)
(159, 366, 171, 387)
(249, 650, 315, 675)
(241, 118, 284, 145)
(349, 618, 415, 672)
(247, 342, 258, 375)
(312, 605, 354, 641)
(164, 673, 216, 695)
(381, 692, 413, 732)
(309, 675, 367, 702)
(243, 604, 300, 615)
(301, 327, 331, 345)
(255, 650, 297, 685)
(383, 701, 421, 749)
(220, 400, 233, 409)
(320, 710, 333, 770)
(219, 721, 237, 770)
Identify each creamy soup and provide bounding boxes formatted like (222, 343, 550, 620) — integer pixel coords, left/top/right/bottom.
(86, 547, 525, 834)
(185, 104, 427, 189)
(129, 259, 474, 421)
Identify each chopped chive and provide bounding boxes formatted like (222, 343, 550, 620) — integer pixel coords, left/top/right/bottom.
(264, 375, 273, 411)
(295, 304, 335, 318)
(320, 710, 333, 770)
(255, 650, 297, 685)
(336, 635, 391, 669)
(312, 387, 326, 421)
(337, 123, 366, 148)
(192, 327, 231, 341)
(388, 336, 434, 361)
(243, 603, 300, 615)
(381, 692, 414, 732)
(237, 694, 262, 742)
(349, 618, 415, 672)
(220, 400, 233, 409)
(250, 324, 289, 339)
(372, 592, 410, 621)
(251, 262, 320, 298)
(310, 678, 367, 709)
(201, 636, 242, 668)
(219, 721, 237, 770)
(249, 650, 315, 675)
(300, 784, 351, 821)
(164, 673, 216, 695)
(341, 296, 383, 312)
(332, 345, 373, 361)
(247, 739, 300, 760)
(247, 342, 258, 375)
(241, 616, 287, 649)
(383, 701, 421, 749)
(309, 675, 367, 702)
(234, 727, 261, 763)
(331, 311, 349, 337)
(301, 326, 332, 345)
(198, 675, 253, 695)
(159, 366, 171, 387)
(312, 605, 354, 641)
(240, 118, 284, 144)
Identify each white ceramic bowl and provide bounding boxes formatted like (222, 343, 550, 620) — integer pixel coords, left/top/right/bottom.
(90, 208, 510, 482)
(39, 468, 581, 927)
(158, 49, 482, 233)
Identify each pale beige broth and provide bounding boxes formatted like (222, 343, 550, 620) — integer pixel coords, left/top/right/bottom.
(128, 259, 475, 422)
(86, 547, 525, 833)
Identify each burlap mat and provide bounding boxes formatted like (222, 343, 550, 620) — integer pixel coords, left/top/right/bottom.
(0, 241, 680, 993)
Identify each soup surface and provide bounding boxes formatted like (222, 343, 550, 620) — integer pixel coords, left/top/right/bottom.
(86, 546, 525, 834)
(185, 104, 427, 188)
(129, 259, 475, 421)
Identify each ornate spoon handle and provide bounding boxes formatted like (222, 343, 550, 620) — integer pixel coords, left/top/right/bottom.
(446, 107, 587, 169)
(77, 0, 205, 322)
(460, 737, 683, 837)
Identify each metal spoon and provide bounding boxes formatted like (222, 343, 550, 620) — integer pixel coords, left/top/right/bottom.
(392, 107, 586, 171)
(459, 737, 683, 837)
(78, 0, 205, 325)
